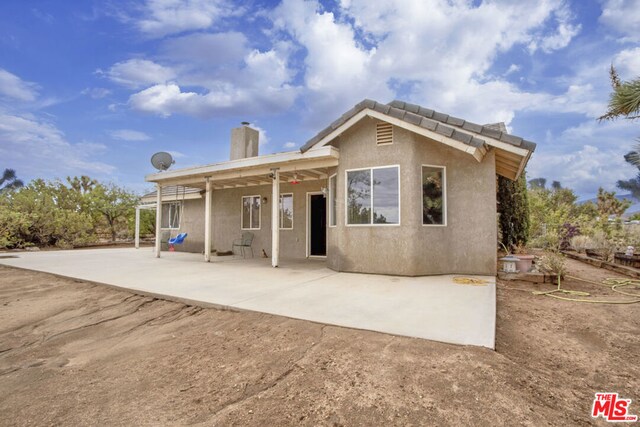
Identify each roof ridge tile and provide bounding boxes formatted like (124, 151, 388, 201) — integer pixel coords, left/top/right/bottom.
(300, 98, 536, 155)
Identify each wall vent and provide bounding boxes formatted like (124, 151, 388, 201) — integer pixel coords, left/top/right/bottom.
(376, 122, 393, 145)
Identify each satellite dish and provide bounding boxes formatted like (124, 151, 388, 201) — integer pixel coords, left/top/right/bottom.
(151, 152, 175, 171)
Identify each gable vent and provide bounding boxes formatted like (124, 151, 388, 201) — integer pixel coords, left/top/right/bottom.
(376, 122, 393, 145)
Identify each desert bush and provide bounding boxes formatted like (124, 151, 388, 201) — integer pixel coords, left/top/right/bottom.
(620, 225, 640, 249)
(528, 230, 560, 250)
(0, 181, 95, 249)
(570, 235, 593, 253)
(590, 230, 617, 261)
(537, 250, 568, 289)
(0, 176, 144, 249)
(537, 251, 567, 277)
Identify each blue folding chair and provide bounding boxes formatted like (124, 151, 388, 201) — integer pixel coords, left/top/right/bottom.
(168, 233, 187, 251)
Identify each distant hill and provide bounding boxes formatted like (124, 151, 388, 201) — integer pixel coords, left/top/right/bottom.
(578, 193, 640, 217)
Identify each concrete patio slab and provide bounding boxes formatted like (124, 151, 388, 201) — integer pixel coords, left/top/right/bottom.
(0, 248, 496, 348)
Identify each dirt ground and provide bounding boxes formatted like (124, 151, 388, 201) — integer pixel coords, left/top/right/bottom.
(0, 259, 638, 426)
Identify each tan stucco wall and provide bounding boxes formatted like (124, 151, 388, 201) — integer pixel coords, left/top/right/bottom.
(167, 116, 497, 275)
(170, 180, 325, 259)
(326, 117, 497, 276)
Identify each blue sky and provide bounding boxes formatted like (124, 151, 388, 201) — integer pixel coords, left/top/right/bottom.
(0, 0, 639, 197)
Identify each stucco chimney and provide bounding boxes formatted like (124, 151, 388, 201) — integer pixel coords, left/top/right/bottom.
(230, 122, 259, 160)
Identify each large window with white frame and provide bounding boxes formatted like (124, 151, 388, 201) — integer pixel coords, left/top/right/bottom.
(161, 202, 181, 229)
(280, 193, 293, 229)
(241, 195, 261, 230)
(422, 165, 446, 226)
(329, 174, 337, 227)
(346, 166, 400, 225)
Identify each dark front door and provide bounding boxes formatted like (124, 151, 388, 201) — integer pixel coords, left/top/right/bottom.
(309, 194, 326, 256)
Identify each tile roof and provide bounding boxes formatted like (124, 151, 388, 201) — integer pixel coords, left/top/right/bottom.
(300, 99, 537, 153)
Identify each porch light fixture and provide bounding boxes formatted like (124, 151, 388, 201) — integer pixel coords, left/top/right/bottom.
(290, 173, 301, 185)
(262, 196, 268, 204)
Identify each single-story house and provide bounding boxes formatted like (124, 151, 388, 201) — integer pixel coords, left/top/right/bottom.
(142, 99, 535, 276)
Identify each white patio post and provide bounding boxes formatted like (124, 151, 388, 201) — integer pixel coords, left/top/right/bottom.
(154, 184, 162, 258)
(271, 168, 280, 267)
(204, 177, 212, 262)
(134, 206, 140, 249)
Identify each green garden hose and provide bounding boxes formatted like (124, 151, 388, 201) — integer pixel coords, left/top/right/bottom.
(531, 275, 640, 304)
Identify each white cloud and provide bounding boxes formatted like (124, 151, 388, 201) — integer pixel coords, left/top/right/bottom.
(0, 69, 39, 101)
(129, 81, 298, 118)
(101, 59, 176, 89)
(108, 0, 585, 127)
(0, 113, 115, 178)
(527, 120, 639, 195)
(613, 47, 640, 81)
(599, 0, 640, 42)
(137, 0, 235, 38)
(529, 144, 633, 196)
(251, 124, 269, 146)
(160, 31, 248, 66)
(166, 150, 186, 158)
(527, 4, 581, 53)
(505, 64, 521, 76)
(273, 0, 390, 126)
(127, 42, 298, 118)
(110, 129, 151, 141)
(269, 0, 583, 127)
(283, 141, 296, 149)
(81, 87, 112, 99)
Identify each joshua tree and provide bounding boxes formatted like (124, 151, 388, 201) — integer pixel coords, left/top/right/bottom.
(0, 169, 24, 192)
(599, 65, 640, 122)
(600, 65, 640, 168)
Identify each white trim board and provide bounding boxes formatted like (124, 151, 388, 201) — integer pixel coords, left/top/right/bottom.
(344, 165, 401, 227)
(241, 195, 261, 230)
(307, 109, 487, 162)
(306, 191, 327, 259)
(421, 164, 447, 227)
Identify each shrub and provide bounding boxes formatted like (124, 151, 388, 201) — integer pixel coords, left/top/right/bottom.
(590, 230, 617, 261)
(497, 173, 530, 250)
(560, 223, 580, 250)
(570, 235, 593, 253)
(0, 180, 94, 249)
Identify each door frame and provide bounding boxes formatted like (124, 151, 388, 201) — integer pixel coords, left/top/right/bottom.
(306, 191, 327, 259)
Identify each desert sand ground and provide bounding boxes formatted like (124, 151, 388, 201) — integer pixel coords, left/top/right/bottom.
(0, 258, 638, 426)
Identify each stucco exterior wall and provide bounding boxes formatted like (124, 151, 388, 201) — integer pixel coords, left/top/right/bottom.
(168, 181, 325, 259)
(326, 117, 497, 276)
(167, 116, 497, 275)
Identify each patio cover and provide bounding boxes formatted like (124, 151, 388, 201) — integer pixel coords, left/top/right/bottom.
(144, 145, 339, 268)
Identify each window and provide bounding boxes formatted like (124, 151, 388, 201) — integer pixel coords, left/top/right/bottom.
(376, 122, 393, 145)
(346, 166, 400, 225)
(161, 202, 181, 229)
(280, 194, 293, 229)
(329, 174, 337, 227)
(242, 195, 261, 230)
(422, 165, 446, 226)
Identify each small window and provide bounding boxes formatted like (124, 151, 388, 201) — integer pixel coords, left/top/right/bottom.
(242, 195, 261, 230)
(422, 165, 446, 226)
(346, 166, 400, 225)
(376, 122, 393, 145)
(280, 194, 293, 229)
(329, 174, 337, 227)
(161, 202, 181, 229)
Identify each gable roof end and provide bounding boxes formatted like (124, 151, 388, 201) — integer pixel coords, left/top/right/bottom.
(300, 99, 536, 180)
